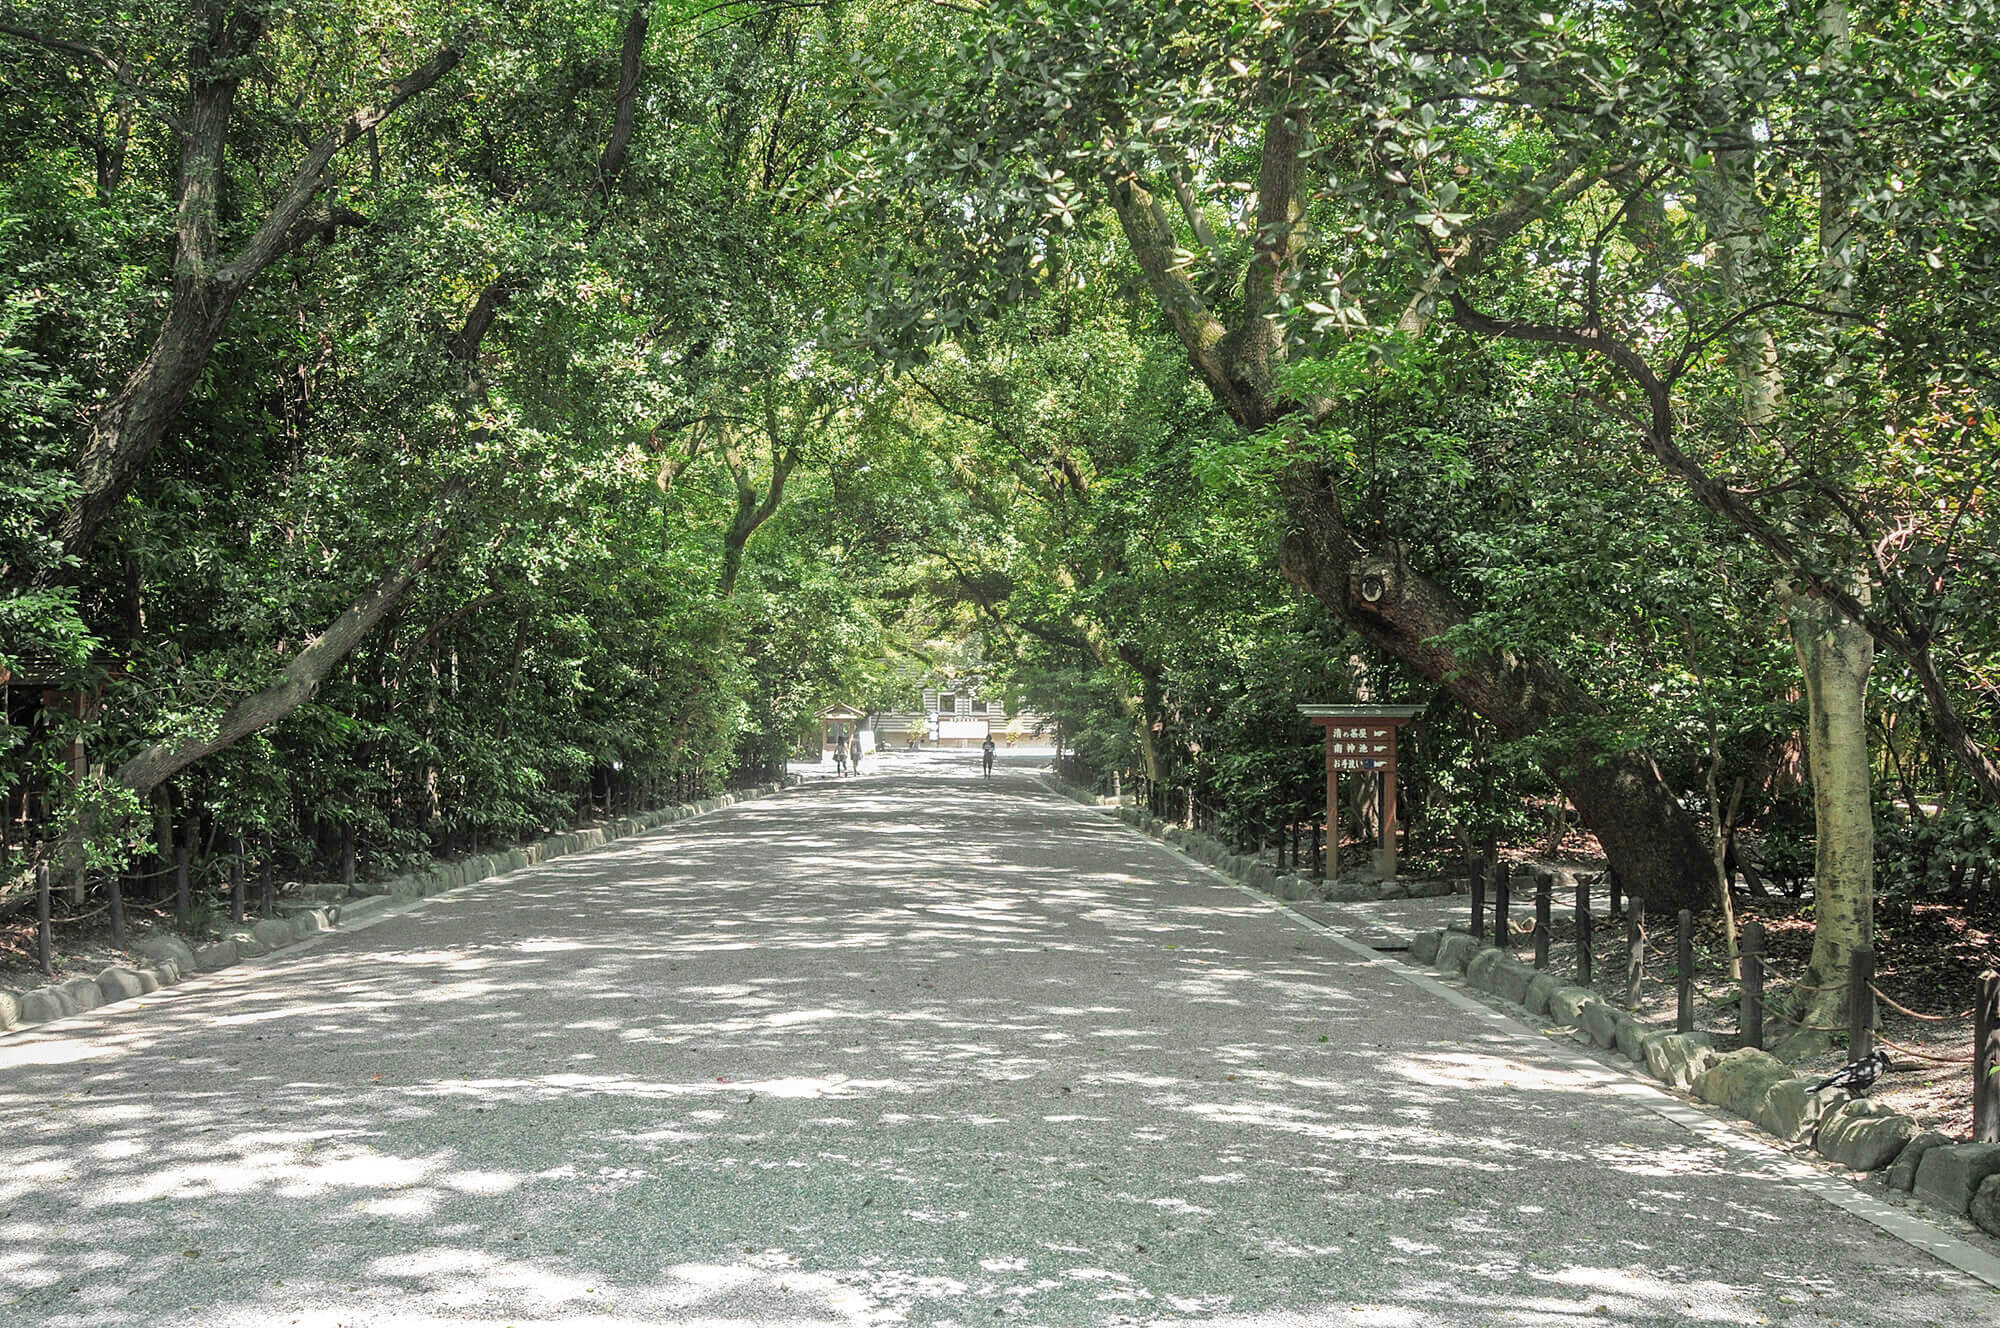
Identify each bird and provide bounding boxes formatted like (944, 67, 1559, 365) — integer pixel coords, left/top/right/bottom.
(1808, 1049, 1891, 1095)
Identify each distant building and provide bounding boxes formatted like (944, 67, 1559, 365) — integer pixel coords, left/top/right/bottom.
(872, 684, 1046, 749)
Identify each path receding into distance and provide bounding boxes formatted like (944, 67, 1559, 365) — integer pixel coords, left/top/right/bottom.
(3, 754, 1996, 1328)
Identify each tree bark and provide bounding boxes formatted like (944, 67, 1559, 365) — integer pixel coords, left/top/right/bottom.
(716, 383, 814, 597)
(1781, 586, 1875, 1041)
(55, 14, 461, 561)
(1102, 93, 1715, 910)
(1276, 471, 1713, 913)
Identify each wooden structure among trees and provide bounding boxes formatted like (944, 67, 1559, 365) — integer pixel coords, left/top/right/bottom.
(1299, 704, 1424, 879)
(817, 705, 868, 757)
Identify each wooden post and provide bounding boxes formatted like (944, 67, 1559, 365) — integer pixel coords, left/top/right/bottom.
(1379, 767, 1400, 880)
(35, 861, 53, 978)
(107, 870, 127, 949)
(1495, 865, 1512, 950)
(1741, 921, 1766, 1051)
(1975, 970, 1999, 1145)
(1575, 876, 1593, 987)
(175, 825, 192, 915)
(1676, 909, 1695, 1034)
(1471, 864, 1487, 946)
(1626, 895, 1645, 1011)
(1849, 948, 1875, 1059)
(260, 832, 274, 915)
(67, 690, 86, 904)
(1608, 866, 1622, 918)
(1326, 768, 1338, 866)
(1533, 872, 1552, 970)
(230, 837, 246, 925)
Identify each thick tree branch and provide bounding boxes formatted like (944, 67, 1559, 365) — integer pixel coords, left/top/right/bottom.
(1393, 147, 1594, 341)
(598, 6, 652, 198)
(1232, 102, 1310, 398)
(220, 44, 463, 284)
(1448, 293, 2000, 805)
(114, 509, 458, 797)
(56, 34, 464, 561)
(0, 21, 129, 79)
(1105, 170, 1252, 422)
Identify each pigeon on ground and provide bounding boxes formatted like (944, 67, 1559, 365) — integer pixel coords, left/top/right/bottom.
(1807, 1049, 1891, 1095)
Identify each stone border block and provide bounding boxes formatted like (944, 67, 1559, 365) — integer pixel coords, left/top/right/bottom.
(1547, 985, 1596, 1026)
(1491, 956, 1535, 1005)
(96, 967, 151, 1002)
(1640, 1031, 1716, 1092)
(1693, 1048, 1792, 1120)
(1753, 1079, 1838, 1144)
(1578, 1001, 1621, 1049)
(19, 987, 74, 1023)
(1435, 934, 1478, 975)
(1815, 1101, 1919, 1172)
(1466, 947, 1512, 993)
(1886, 1131, 1952, 1192)
(1913, 1142, 2000, 1217)
(1973, 1175, 2000, 1238)
(193, 940, 238, 972)
(59, 977, 103, 1013)
(1613, 1013, 1649, 1062)
(137, 934, 198, 972)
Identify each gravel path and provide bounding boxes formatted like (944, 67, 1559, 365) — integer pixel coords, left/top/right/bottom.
(1, 754, 1995, 1327)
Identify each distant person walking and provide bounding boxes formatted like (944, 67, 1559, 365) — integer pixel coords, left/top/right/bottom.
(849, 733, 864, 774)
(832, 734, 848, 776)
(981, 734, 996, 779)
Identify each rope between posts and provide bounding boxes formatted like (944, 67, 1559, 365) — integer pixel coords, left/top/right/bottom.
(1868, 983, 1976, 1024)
(1875, 1032, 1978, 1065)
(1753, 955, 1849, 993)
(1762, 1005, 1848, 1033)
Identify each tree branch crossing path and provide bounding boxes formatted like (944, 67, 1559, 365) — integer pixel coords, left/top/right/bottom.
(4, 754, 1996, 1327)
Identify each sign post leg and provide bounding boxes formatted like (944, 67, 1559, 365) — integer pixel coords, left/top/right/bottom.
(1377, 768, 1399, 879)
(1326, 769, 1339, 873)
(1322, 723, 1339, 878)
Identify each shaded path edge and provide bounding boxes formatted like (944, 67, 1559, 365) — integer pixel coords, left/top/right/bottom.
(1035, 775, 2000, 1294)
(0, 777, 802, 1046)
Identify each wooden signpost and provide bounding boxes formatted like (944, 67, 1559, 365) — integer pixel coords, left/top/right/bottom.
(1297, 704, 1424, 879)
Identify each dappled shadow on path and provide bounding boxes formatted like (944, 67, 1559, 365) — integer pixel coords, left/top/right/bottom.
(0, 766, 1983, 1325)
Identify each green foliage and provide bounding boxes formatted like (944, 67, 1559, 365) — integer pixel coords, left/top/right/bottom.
(5, 0, 1999, 942)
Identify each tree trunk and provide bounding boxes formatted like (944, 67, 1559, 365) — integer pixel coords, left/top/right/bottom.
(1780, 588, 1875, 1044)
(1278, 470, 1713, 913)
(54, 23, 461, 561)
(1097, 96, 1710, 908)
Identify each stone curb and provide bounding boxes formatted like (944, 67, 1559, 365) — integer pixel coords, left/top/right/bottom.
(0, 777, 799, 1039)
(1400, 924, 2000, 1242)
(1040, 771, 1463, 907)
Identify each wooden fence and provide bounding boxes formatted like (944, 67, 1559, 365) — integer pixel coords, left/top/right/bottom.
(1463, 861, 2000, 1144)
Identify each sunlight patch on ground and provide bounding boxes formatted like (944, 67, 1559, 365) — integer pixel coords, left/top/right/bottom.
(0, 1036, 127, 1071)
(1387, 1052, 1605, 1094)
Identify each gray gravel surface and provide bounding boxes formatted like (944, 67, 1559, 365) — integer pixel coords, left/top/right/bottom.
(2, 754, 1995, 1327)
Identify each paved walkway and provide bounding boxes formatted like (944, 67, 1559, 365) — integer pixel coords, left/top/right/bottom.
(2, 756, 1995, 1327)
